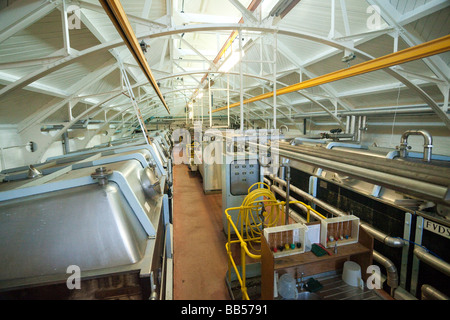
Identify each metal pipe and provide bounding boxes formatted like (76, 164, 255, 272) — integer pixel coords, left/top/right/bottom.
(262, 143, 449, 204)
(293, 134, 354, 140)
(356, 116, 361, 142)
(360, 222, 405, 247)
(270, 184, 320, 222)
(278, 142, 445, 184)
(414, 245, 450, 277)
(421, 284, 450, 300)
(279, 125, 289, 134)
(282, 163, 290, 225)
(269, 175, 405, 248)
(62, 132, 70, 155)
(360, 116, 367, 140)
(345, 116, 351, 134)
(373, 250, 399, 295)
(399, 129, 433, 162)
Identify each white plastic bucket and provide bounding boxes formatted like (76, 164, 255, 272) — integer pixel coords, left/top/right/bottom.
(342, 261, 362, 287)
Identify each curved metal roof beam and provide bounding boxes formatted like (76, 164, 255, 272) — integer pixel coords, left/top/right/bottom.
(136, 87, 293, 126)
(31, 68, 328, 155)
(75, 69, 332, 122)
(0, 24, 404, 96)
(156, 70, 342, 123)
(1, 23, 446, 127)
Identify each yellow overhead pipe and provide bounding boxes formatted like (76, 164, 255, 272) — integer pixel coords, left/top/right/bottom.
(212, 34, 450, 114)
(99, 0, 170, 114)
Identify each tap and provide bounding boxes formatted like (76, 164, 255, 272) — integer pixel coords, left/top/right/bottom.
(297, 272, 306, 291)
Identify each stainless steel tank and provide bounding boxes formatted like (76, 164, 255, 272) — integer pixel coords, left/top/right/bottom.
(0, 154, 171, 299)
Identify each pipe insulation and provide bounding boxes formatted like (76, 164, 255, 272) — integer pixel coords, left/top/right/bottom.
(373, 250, 399, 291)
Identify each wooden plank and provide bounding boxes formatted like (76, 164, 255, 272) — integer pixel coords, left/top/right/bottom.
(261, 235, 274, 300)
(273, 243, 370, 270)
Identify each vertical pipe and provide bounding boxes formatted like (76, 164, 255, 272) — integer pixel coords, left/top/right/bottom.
(201, 89, 204, 125)
(350, 115, 356, 140)
(361, 116, 367, 142)
(227, 218, 232, 283)
(345, 115, 351, 134)
(357, 116, 362, 142)
(62, 131, 70, 154)
(273, 32, 277, 130)
(227, 73, 230, 128)
(239, 29, 244, 131)
(329, 0, 335, 39)
(260, 36, 263, 77)
(0, 148, 5, 171)
(209, 77, 212, 128)
(285, 164, 290, 225)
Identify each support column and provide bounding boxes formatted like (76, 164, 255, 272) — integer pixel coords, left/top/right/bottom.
(239, 29, 244, 131)
(273, 31, 277, 130)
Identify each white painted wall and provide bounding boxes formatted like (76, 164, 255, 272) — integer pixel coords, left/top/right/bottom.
(0, 125, 28, 171)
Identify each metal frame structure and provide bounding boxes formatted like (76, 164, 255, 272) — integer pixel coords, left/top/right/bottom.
(0, 0, 449, 164)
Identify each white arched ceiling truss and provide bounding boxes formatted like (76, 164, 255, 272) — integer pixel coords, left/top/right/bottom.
(0, 0, 449, 163)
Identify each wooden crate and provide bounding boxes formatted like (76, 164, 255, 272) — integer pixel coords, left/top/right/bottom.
(320, 215, 360, 248)
(263, 223, 307, 258)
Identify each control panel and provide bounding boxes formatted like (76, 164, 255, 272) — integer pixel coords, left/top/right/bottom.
(229, 160, 260, 195)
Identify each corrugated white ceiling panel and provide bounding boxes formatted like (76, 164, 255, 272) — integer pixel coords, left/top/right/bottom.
(0, 84, 62, 124)
(0, 9, 63, 64)
(278, 0, 385, 39)
(35, 50, 116, 93)
(78, 68, 121, 97)
(389, 0, 435, 15)
(80, 8, 119, 43)
(344, 82, 444, 109)
(403, 6, 450, 65)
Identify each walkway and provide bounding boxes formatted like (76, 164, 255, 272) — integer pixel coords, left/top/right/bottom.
(172, 164, 230, 300)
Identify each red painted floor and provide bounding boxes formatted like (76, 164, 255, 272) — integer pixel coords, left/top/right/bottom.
(172, 164, 230, 300)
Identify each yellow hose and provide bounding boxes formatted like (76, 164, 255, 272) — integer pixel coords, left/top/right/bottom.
(225, 181, 328, 300)
(236, 182, 283, 254)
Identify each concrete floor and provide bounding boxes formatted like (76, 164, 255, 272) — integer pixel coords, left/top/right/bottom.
(173, 164, 230, 300)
